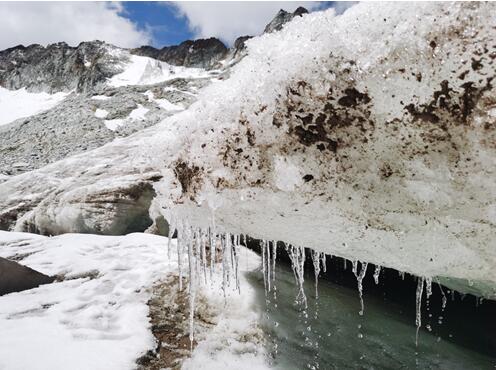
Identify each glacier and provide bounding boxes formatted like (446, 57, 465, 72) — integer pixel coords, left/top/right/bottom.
(0, 2, 495, 300)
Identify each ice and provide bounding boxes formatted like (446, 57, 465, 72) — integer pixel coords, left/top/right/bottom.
(415, 277, 425, 347)
(166, 216, 246, 344)
(286, 244, 307, 307)
(352, 261, 368, 316)
(311, 250, 322, 299)
(373, 265, 381, 285)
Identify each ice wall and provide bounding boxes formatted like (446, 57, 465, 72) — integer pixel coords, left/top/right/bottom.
(156, 2, 496, 298)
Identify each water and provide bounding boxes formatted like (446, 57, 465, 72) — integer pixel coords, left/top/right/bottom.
(247, 261, 496, 369)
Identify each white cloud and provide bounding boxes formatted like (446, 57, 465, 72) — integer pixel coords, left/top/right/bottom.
(0, 2, 151, 50)
(172, 2, 322, 45)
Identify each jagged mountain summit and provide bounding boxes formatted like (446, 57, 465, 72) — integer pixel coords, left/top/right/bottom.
(264, 6, 309, 33)
(131, 38, 228, 69)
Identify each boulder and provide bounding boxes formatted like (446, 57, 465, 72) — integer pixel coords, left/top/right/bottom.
(0, 257, 53, 296)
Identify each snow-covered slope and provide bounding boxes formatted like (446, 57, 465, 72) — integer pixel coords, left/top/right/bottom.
(108, 54, 213, 87)
(0, 87, 68, 126)
(0, 3, 494, 298)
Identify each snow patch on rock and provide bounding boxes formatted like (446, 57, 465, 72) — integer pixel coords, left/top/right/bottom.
(0, 87, 68, 126)
(94, 108, 109, 119)
(108, 55, 210, 87)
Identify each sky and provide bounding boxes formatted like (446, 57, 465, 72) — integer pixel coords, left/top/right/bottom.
(0, 2, 354, 51)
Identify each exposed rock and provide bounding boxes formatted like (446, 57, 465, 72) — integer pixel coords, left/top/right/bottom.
(132, 38, 228, 70)
(0, 257, 54, 296)
(0, 76, 212, 175)
(232, 36, 253, 59)
(0, 41, 125, 93)
(264, 7, 308, 34)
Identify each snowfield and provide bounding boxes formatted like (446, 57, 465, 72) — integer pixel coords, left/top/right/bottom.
(0, 87, 68, 126)
(0, 231, 267, 370)
(108, 54, 212, 87)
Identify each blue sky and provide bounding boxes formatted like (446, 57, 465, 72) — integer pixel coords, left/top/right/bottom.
(0, 2, 353, 51)
(122, 2, 339, 47)
(122, 2, 194, 47)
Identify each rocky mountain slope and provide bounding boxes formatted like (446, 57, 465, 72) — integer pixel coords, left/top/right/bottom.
(0, 3, 495, 301)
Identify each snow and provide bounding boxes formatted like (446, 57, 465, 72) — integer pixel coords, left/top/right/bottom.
(0, 232, 168, 370)
(144, 90, 184, 111)
(152, 3, 496, 297)
(129, 104, 149, 120)
(0, 87, 68, 126)
(108, 55, 210, 87)
(0, 231, 267, 370)
(94, 108, 109, 119)
(91, 95, 111, 101)
(104, 119, 125, 131)
(0, 3, 494, 298)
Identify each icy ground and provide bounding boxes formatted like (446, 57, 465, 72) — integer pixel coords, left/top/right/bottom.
(0, 87, 68, 126)
(0, 231, 268, 370)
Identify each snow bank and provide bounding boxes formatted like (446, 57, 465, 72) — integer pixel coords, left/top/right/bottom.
(153, 3, 496, 297)
(0, 87, 68, 126)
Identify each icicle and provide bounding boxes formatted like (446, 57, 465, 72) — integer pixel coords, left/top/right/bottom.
(209, 229, 217, 282)
(261, 240, 267, 295)
(321, 253, 327, 273)
(234, 235, 240, 293)
(311, 250, 321, 299)
(221, 234, 228, 297)
(352, 260, 358, 276)
(437, 281, 447, 311)
(187, 224, 197, 349)
(373, 265, 381, 285)
(353, 261, 368, 316)
(176, 219, 183, 291)
(415, 277, 425, 347)
(167, 215, 176, 262)
(286, 245, 307, 307)
(265, 240, 272, 293)
(200, 229, 207, 284)
(425, 277, 432, 299)
(272, 240, 277, 283)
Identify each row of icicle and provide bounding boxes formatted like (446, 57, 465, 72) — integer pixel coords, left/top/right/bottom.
(166, 215, 440, 348)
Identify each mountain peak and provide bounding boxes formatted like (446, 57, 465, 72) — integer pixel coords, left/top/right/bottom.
(264, 6, 308, 34)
